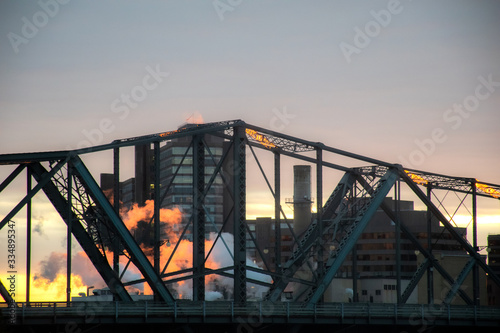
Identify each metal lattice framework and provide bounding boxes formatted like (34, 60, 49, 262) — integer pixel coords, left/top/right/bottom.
(1, 119, 499, 309)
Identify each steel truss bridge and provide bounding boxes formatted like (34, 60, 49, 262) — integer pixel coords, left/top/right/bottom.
(1, 120, 500, 332)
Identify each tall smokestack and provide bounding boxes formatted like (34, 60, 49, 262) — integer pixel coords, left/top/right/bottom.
(293, 165, 312, 237)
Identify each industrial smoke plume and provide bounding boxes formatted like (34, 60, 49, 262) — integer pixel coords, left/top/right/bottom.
(32, 198, 270, 301)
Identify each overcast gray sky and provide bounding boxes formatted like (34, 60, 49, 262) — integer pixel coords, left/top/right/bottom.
(0, 1, 499, 236)
(1, 0, 499, 178)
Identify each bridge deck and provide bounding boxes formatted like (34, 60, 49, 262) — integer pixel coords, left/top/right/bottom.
(2, 301, 500, 328)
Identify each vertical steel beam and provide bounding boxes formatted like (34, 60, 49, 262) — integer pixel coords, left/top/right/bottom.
(153, 142, 161, 278)
(472, 181, 479, 305)
(66, 165, 72, 304)
(233, 127, 246, 303)
(352, 246, 358, 302)
(193, 135, 205, 301)
(274, 151, 281, 274)
(113, 147, 120, 275)
(316, 148, 323, 282)
(351, 183, 358, 302)
(426, 186, 434, 304)
(26, 168, 31, 303)
(395, 180, 401, 304)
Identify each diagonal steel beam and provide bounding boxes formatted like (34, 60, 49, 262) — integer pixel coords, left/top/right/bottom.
(0, 164, 26, 193)
(0, 279, 14, 304)
(247, 144, 308, 264)
(402, 170, 500, 290)
(443, 257, 476, 305)
(304, 168, 398, 307)
(401, 259, 429, 303)
(28, 162, 133, 302)
(0, 160, 66, 231)
(70, 156, 175, 304)
(367, 180, 474, 305)
(264, 171, 356, 302)
(401, 220, 473, 305)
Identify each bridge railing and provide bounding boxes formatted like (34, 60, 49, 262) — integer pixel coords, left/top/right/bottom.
(2, 301, 500, 326)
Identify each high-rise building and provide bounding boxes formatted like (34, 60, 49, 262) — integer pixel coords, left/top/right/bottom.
(247, 217, 294, 270)
(158, 124, 225, 233)
(100, 173, 135, 209)
(100, 123, 227, 240)
(134, 144, 154, 206)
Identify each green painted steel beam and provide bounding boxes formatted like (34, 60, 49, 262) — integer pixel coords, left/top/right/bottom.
(0, 160, 66, 231)
(401, 170, 500, 291)
(233, 127, 247, 303)
(28, 162, 133, 302)
(366, 177, 474, 305)
(0, 279, 14, 304)
(265, 171, 356, 302)
(401, 259, 429, 303)
(0, 151, 70, 165)
(71, 156, 175, 304)
(305, 168, 398, 307)
(0, 164, 25, 193)
(192, 135, 205, 301)
(443, 257, 476, 305)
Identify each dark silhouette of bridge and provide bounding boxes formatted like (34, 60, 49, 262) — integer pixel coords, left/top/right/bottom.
(1, 120, 499, 332)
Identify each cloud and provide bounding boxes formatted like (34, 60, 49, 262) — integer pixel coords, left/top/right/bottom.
(34, 251, 66, 282)
(33, 220, 44, 236)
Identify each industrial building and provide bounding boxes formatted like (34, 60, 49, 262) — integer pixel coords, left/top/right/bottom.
(246, 165, 480, 304)
(92, 120, 498, 306)
(247, 196, 476, 304)
(101, 123, 228, 240)
(102, 142, 481, 304)
(3, 119, 500, 331)
(487, 234, 500, 305)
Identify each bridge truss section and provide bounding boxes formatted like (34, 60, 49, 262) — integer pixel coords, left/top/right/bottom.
(0, 119, 499, 307)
